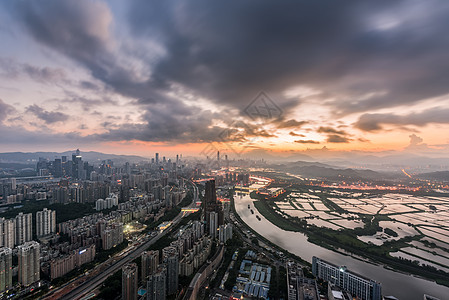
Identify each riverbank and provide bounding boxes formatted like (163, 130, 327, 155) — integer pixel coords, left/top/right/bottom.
(233, 177, 449, 300)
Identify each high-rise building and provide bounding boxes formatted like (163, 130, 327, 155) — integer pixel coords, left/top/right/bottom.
(0, 218, 15, 248)
(312, 257, 382, 300)
(0, 247, 12, 292)
(209, 212, 218, 239)
(162, 247, 179, 295)
(142, 250, 159, 282)
(218, 223, 233, 243)
(18, 241, 40, 286)
(204, 180, 223, 235)
(54, 158, 63, 178)
(36, 208, 56, 237)
(15, 213, 32, 246)
(155, 153, 159, 164)
(122, 263, 138, 300)
(147, 266, 166, 300)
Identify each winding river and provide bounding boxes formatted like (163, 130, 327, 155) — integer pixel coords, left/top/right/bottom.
(234, 183, 449, 300)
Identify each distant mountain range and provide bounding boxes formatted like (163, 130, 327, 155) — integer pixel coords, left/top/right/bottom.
(272, 160, 398, 181)
(0, 151, 148, 165)
(415, 171, 449, 182)
(242, 149, 449, 173)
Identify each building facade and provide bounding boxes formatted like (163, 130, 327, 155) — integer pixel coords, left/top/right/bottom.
(15, 213, 33, 246)
(122, 262, 138, 300)
(312, 257, 382, 300)
(142, 250, 159, 282)
(18, 241, 40, 286)
(162, 246, 179, 295)
(0, 247, 12, 292)
(147, 266, 166, 300)
(36, 208, 56, 237)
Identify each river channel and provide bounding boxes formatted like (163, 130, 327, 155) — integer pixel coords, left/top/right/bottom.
(234, 181, 449, 300)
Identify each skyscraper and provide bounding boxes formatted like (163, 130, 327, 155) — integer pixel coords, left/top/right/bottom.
(209, 212, 218, 239)
(15, 213, 32, 246)
(0, 218, 15, 249)
(155, 153, 159, 164)
(204, 180, 223, 234)
(36, 208, 56, 237)
(54, 158, 63, 178)
(142, 250, 159, 282)
(162, 247, 179, 295)
(18, 241, 40, 286)
(0, 247, 12, 292)
(147, 266, 166, 300)
(122, 263, 138, 300)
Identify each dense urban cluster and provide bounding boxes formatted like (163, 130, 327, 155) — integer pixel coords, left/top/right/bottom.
(0, 150, 194, 298)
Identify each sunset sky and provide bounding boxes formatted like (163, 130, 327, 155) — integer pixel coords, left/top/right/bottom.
(1, 0, 449, 158)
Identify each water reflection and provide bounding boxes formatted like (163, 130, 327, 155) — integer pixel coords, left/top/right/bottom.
(235, 191, 449, 300)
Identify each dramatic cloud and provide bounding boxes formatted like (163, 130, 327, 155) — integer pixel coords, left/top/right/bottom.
(26, 104, 69, 124)
(276, 119, 308, 129)
(289, 132, 305, 137)
(355, 107, 449, 131)
(295, 140, 320, 144)
(327, 135, 351, 143)
(0, 99, 15, 122)
(0, 58, 66, 83)
(317, 127, 347, 135)
(2, 1, 449, 154)
(127, 0, 449, 114)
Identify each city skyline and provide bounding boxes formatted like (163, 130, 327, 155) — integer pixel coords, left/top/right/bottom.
(1, 1, 449, 158)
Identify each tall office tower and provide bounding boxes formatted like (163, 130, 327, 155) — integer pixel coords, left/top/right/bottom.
(18, 241, 40, 286)
(147, 266, 166, 300)
(71, 149, 83, 179)
(204, 180, 223, 234)
(162, 247, 179, 295)
(209, 212, 218, 239)
(54, 158, 63, 177)
(217, 151, 220, 161)
(122, 263, 138, 300)
(312, 257, 382, 300)
(15, 213, 32, 246)
(0, 218, 15, 248)
(125, 162, 131, 174)
(142, 250, 159, 282)
(0, 247, 12, 292)
(155, 153, 159, 164)
(36, 208, 56, 237)
(176, 154, 179, 164)
(204, 180, 216, 218)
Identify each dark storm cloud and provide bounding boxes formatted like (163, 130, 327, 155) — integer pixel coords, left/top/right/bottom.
(7, 0, 165, 102)
(327, 135, 351, 143)
(58, 91, 119, 112)
(0, 58, 66, 83)
(127, 0, 449, 114)
(289, 132, 305, 137)
(91, 100, 231, 143)
(317, 127, 348, 136)
(276, 119, 308, 129)
(0, 124, 89, 146)
(0, 99, 15, 122)
(26, 104, 69, 124)
(295, 140, 320, 144)
(355, 107, 449, 131)
(6, 0, 449, 145)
